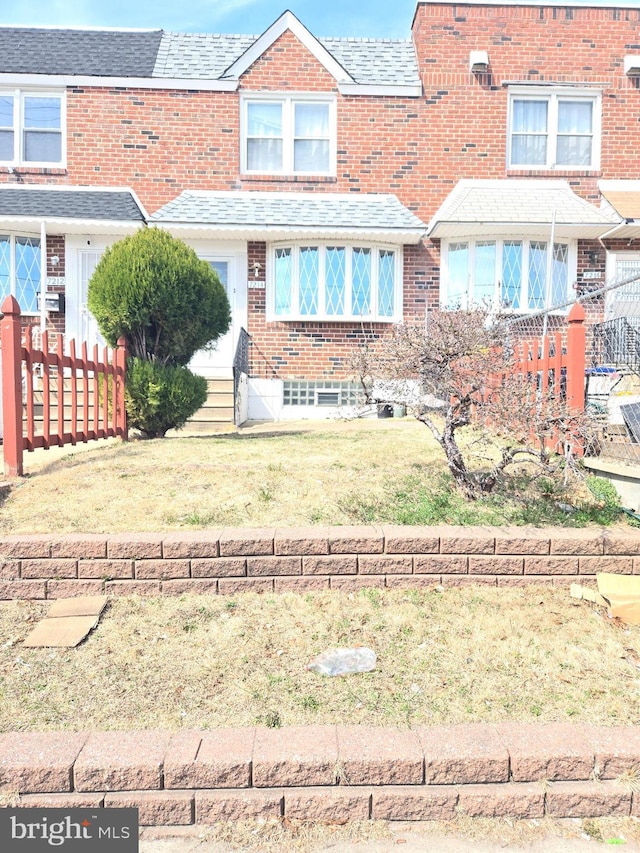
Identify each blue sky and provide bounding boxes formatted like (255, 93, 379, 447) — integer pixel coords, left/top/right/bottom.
(0, 0, 419, 39)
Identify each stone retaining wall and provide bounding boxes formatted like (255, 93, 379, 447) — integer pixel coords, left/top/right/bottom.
(2, 723, 640, 824)
(0, 526, 639, 600)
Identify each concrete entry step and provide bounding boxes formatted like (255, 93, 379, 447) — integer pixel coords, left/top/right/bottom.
(186, 378, 234, 428)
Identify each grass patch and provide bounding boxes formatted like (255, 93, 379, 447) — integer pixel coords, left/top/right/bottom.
(0, 419, 629, 534)
(1, 586, 639, 733)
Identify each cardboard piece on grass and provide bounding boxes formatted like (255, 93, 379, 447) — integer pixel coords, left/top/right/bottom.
(597, 573, 640, 625)
(22, 596, 108, 647)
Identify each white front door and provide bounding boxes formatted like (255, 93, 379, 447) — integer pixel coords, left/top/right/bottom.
(65, 238, 109, 351)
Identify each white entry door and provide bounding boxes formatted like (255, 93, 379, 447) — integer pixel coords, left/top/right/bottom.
(189, 255, 244, 378)
(65, 240, 109, 351)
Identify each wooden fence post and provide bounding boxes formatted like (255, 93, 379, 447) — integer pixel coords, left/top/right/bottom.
(116, 335, 128, 442)
(566, 301, 586, 412)
(1, 295, 24, 477)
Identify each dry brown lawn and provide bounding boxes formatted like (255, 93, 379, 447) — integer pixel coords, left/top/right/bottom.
(0, 418, 440, 534)
(1, 586, 639, 733)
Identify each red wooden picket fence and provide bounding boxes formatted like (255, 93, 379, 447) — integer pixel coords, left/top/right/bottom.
(1, 295, 128, 477)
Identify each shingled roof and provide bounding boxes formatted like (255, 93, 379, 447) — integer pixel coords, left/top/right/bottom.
(0, 12, 420, 90)
(0, 28, 162, 77)
(0, 188, 145, 221)
(150, 190, 426, 243)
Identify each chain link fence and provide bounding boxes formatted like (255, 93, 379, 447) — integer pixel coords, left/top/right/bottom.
(507, 269, 640, 470)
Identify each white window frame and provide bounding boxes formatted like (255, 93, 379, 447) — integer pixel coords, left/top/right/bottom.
(267, 241, 402, 322)
(440, 237, 577, 313)
(0, 88, 66, 167)
(0, 232, 42, 316)
(507, 87, 601, 171)
(241, 93, 336, 176)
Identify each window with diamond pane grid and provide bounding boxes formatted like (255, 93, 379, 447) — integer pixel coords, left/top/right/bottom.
(0, 235, 40, 313)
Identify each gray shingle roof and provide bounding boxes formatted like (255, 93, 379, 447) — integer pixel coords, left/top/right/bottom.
(0, 28, 162, 77)
(0, 189, 145, 221)
(151, 191, 425, 233)
(0, 24, 419, 88)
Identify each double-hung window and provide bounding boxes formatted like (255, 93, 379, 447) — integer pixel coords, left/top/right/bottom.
(508, 88, 600, 170)
(0, 90, 64, 166)
(242, 95, 335, 175)
(442, 238, 574, 313)
(270, 243, 400, 321)
(0, 234, 41, 314)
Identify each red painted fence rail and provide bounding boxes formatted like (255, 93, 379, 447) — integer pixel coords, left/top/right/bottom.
(1, 295, 127, 477)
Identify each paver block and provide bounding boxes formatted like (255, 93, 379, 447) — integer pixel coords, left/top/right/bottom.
(0, 536, 51, 558)
(499, 723, 594, 782)
(218, 528, 274, 557)
(524, 557, 579, 575)
(303, 556, 357, 575)
(50, 536, 107, 559)
(586, 726, 640, 779)
(275, 528, 330, 556)
(191, 558, 246, 578)
(440, 575, 497, 586)
(337, 727, 423, 785)
(21, 559, 77, 579)
(0, 580, 46, 599)
(284, 786, 370, 821)
(468, 557, 523, 575)
(437, 528, 495, 554)
(579, 556, 633, 575)
(495, 531, 550, 555)
(274, 577, 329, 592)
(603, 533, 640, 556)
(358, 555, 413, 575)
(414, 555, 467, 574)
(550, 532, 604, 555)
(546, 781, 631, 817)
(195, 789, 283, 822)
(78, 559, 133, 580)
(383, 527, 439, 554)
(329, 527, 384, 554)
(162, 532, 221, 559)
(385, 575, 441, 589)
(458, 782, 544, 818)
(330, 576, 385, 591)
(20, 793, 105, 808)
(0, 732, 87, 793)
(372, 786, 458, 820)
(105, 790, 194, 825)
(247, 556, 301, 576)
(0, 560, 19, 579)
(104, 580, 161, 596)
(135, 559, 190, 580)
(418, 724, 509, 784)
(46, 580, 105, 598)
(161, 579, 218, 595)
(218, 578, 273, 595)
(74, 731, 172, 792)
(107, 535, 163, 559)
(253, 726, 338, 787)
(164, 729, 254, 789)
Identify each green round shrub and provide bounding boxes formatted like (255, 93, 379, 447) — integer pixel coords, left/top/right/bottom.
(87, 227, 230, 366)
(125, 358, 208, 439)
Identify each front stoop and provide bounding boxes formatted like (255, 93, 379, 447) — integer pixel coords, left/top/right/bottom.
(2, 723, 640, 825)
(185, 378, 234, 432)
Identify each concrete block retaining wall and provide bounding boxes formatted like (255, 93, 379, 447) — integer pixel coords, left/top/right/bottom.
(2, 724, 640, 824)
(0, 525, 639, 599)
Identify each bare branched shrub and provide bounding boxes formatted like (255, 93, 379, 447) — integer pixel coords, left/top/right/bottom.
(350, 309, 597, 500)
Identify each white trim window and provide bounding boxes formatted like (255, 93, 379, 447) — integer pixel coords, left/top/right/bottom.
(0, 89, 65, 166)
(269, 242, 401, 321)
(441, 238, 575, 312)
(0, 233, 41, 314)
(508, 88, 600, 170)
(241, 94, 335, 175)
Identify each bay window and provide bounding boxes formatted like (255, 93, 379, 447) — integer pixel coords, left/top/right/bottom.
(0, 234, 41, 314)
(0, 90, 64, 165)
(508, 89, 600, 170)
(442, 238, 573, 312)
(271, 243, 400, 321)
(243, 95, 334, 175)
